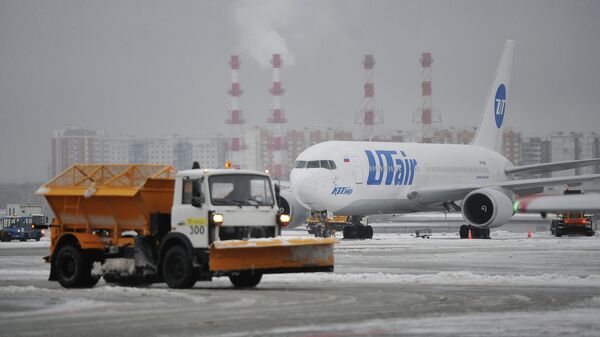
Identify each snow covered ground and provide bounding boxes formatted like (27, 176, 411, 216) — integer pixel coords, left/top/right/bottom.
(1, 230, 600, 336)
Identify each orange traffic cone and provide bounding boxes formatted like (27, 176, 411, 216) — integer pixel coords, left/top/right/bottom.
(527, 230, 532, 238)
(468, 229, 472, 240)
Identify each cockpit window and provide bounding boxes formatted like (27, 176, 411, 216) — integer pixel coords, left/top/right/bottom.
(296, 160, 337, 170)
(306, 161, 320, 168)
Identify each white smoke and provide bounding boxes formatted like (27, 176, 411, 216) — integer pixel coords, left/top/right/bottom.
(232, 0, 297, 68)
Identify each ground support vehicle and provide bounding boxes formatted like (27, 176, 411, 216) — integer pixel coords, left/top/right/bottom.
(549, 190, 595, 237)
(413, 228, 432, 239)
(36, 164, 335, 289)
(1, 215, 46, 242)
(550, 212, 594, 237)
(306, 214, 373, 239)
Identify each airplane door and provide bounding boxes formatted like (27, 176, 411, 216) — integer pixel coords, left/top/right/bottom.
(352, 155, 363, 184)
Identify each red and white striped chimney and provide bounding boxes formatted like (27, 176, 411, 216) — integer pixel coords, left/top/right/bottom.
(420, 52, 433, 143)
(267, 54, 287, 180)
(226, 55, 246, 168)
(362, 55, 376, 140)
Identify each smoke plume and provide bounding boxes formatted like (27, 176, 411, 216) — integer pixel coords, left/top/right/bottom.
(232, 0, 297, 68)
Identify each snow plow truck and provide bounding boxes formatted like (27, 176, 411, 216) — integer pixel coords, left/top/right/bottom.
(36, 164, 335, 289)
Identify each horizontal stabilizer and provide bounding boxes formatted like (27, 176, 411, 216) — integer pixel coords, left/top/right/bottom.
(506, 158, 600, 175)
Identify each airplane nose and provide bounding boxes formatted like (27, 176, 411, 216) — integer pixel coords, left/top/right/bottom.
(291, 170, 318, 207)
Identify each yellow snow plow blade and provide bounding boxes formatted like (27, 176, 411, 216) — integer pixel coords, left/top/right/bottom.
(209, 236, 336, 274)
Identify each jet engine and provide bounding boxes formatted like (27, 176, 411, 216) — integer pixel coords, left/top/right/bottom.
(461, 188, 515, 228)
(279, 186, 311, 228)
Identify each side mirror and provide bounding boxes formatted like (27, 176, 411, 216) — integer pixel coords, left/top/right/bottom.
(274, 183, 281, 204)
(191, 195, 205, 208)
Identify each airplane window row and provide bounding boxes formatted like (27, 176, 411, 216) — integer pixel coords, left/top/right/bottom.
(294, 160, 337, 170)
(426, 167, 489, 173)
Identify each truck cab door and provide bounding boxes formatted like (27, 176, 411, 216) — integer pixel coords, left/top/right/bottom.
(171, 177, 209, 248)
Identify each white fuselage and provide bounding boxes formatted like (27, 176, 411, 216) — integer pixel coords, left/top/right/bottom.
(290, 141, 511, 216)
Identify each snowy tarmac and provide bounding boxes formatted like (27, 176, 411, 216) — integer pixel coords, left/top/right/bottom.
(1, 230, 600, 337)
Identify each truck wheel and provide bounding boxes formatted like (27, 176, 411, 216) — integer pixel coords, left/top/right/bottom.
(459, 225, 469, 239)
(162, 245, 196, 289)
(365, 225, 374, 239)
(342, 226, 352, 239)
(55, 244, 98, 288)
(229, 272, 262, 288)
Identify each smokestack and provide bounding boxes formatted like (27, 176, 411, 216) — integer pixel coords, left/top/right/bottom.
(226, 55, 246, 168)
(356, 55, 381, 140)
(420, 52, 433, 143)
(267, 54, 287, 180)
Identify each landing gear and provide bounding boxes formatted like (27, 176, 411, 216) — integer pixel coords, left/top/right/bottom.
(459, 225, 490, 239)
(342, 216, 373, 240)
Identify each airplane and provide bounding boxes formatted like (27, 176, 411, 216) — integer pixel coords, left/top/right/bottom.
(278, 40, 600, 239)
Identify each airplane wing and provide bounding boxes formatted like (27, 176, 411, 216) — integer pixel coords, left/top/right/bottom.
(505, 158, 600, 175)
(407, 174, 600, 204)
(517, 193, 600, 213)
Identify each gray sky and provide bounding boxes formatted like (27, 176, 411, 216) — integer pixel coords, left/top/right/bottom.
(1, 0, 600, 182)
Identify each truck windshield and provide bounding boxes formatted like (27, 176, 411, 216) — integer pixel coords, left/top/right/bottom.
(209, 174, 274, 207)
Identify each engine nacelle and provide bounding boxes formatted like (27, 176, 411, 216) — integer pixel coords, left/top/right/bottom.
(279, 186, 311, 228)
(461, 188, 515, 228)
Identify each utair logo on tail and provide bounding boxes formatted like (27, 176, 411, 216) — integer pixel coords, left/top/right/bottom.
(365, 150, 417, 186)
(494, 84, 507, 128)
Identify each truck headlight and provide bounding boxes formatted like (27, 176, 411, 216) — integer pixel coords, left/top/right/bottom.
(278, 213, 291, 227)
(212, 213, 224, 226)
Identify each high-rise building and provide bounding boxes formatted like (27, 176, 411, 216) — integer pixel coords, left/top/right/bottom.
(520, 136, 552, 178)
(550, 132, 578, 177)
(576, 132, 599, 175)
(51, 129, 226, 175)
(51, 128, 106, 177)
(502, 128, 522, 164)
(550, 132, 599, 177)
(103, 137, 131, 164)
(286, 128, 306, 173)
